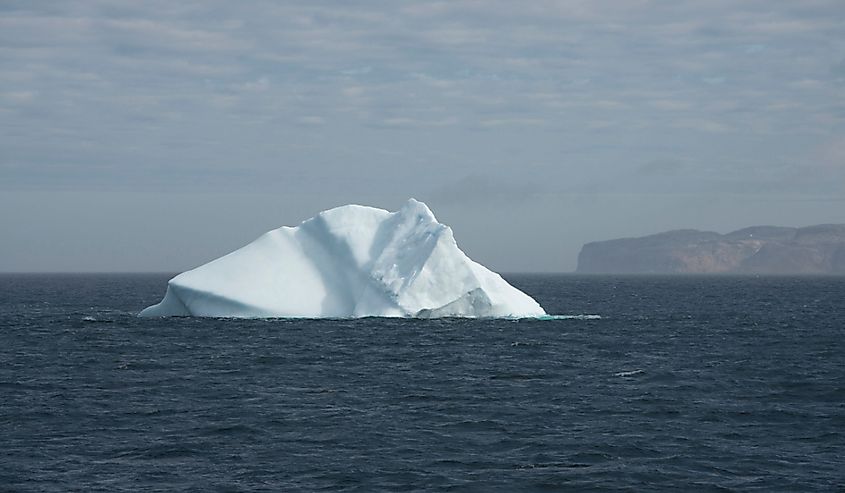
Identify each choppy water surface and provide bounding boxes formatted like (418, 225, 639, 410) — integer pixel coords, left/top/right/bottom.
(1, 274, 843, 491)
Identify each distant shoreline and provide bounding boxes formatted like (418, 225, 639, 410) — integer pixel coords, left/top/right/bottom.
(577, 224, 845, 275)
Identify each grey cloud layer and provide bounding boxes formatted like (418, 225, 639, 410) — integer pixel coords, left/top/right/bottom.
(1, 0, 843, 271)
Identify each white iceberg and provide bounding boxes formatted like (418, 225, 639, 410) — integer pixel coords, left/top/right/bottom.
(139, 199, 545, 318)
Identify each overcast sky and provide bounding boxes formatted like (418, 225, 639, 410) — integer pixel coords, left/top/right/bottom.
(2, 0, 844, 272)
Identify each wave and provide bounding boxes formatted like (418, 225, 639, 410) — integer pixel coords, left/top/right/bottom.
(614, 369, 645, 377)
(535, 314, 602, 320)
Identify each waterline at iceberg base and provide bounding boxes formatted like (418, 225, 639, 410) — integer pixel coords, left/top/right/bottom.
(140, 199, 546, 319)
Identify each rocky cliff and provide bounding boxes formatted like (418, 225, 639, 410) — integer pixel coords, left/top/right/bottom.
(577, 224, 845, 274)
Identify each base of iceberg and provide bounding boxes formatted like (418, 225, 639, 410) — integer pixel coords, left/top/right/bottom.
(140, 199, 546, 319)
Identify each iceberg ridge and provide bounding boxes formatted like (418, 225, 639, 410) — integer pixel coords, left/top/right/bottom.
(140, 199, 546, 318)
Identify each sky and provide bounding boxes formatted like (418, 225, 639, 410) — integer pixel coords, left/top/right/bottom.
(1, 0, 844, 272)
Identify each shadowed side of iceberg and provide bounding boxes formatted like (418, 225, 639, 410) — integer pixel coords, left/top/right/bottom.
(139, 283, 281, 318)
(139, 285, 190, 317)
(415, 288, 493, 318)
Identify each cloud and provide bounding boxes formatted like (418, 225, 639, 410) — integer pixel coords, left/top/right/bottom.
(1, 90, 36, 104)
(649, 99, 693, 111)
(3, 0, 845, 272)
(1, 0, 843, 197)
(478, 118, 544, 128)
(638, 157, 688, 176)
(375, 116, 459, 128)
(298, 115, 324, 125)
(815, 136, 845, 169)
(426, 174, 544, 206)
(832, 59, 845, 79)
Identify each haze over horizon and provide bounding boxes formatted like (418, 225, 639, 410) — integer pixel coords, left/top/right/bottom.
(2, 1, 844, 273)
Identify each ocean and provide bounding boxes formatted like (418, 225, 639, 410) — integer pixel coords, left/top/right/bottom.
(1, 274, 843, 492)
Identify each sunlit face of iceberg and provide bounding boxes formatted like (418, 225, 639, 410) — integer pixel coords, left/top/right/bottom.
(140, 199, 546, 319)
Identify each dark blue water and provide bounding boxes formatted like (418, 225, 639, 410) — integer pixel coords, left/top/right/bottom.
(1, 274, 843, 492)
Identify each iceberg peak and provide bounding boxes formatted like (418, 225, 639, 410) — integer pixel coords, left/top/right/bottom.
(140, 199, 545, 318)
(399, 197, 436, 220)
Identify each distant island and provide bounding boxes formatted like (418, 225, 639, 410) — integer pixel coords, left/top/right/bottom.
(577, 224, 845, 274)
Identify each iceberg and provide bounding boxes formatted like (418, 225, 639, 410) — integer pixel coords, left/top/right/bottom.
(139, 199, 546, 318)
